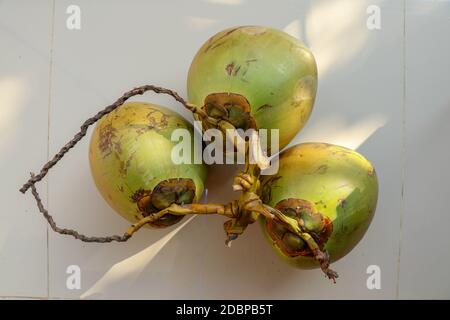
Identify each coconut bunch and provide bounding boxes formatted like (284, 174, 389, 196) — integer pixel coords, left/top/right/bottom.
(21, 26, 378, 282)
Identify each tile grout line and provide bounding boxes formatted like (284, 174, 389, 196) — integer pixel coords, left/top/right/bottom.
(46, 0, 56, 300)
(396, 0, 407, 300)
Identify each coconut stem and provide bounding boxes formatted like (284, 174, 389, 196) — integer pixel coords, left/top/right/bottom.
(126, 202, 238, 237)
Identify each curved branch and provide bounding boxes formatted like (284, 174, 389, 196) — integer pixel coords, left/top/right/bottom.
(29, 173, 131, 243)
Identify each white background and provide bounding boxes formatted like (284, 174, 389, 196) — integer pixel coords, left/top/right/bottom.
(0, 0, 449, 299)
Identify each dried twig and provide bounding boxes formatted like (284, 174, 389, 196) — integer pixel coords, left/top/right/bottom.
(29, 173, 131, 242)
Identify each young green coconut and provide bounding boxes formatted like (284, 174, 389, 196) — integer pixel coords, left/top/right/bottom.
(259, 143, 378, 275)
(187, 26, 317, 151)
(89, 102, 208, 228)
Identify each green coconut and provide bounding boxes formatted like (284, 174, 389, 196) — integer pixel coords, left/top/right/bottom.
(260, 143, 378, 268)
(89, 102, 207, 228)
(187, 26, 318, 151)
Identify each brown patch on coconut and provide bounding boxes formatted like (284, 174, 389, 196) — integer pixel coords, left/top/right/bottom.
(98, 123, 117, 157)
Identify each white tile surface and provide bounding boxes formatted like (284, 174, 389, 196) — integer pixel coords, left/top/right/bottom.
(0, 0, 52, 297)
(399, 0, 450, 299)
(1, 0, 449, 299)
